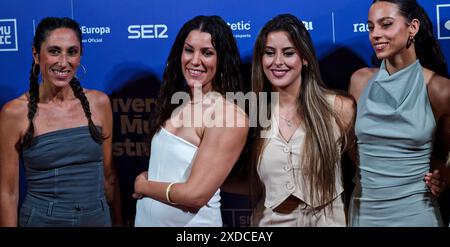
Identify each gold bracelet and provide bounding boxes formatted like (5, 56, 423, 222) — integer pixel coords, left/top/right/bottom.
(165, 182, 177, 205)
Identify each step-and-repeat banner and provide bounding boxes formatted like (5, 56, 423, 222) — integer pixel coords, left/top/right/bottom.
(1, 0, 449, 226)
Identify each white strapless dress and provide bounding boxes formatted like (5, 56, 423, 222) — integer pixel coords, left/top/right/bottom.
(134, 128, 222, 226)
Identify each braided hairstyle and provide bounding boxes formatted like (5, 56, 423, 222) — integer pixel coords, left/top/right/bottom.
(372, 0, 449, 77)
(22, 17, 103, 149)
(69, 77, 104, 143)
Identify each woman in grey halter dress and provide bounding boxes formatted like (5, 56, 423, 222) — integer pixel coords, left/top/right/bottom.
(0, 17, 122, 226)
(348, 0, 450, 226)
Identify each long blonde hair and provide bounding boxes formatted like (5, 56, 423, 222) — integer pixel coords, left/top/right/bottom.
(250, 14, 348, 208)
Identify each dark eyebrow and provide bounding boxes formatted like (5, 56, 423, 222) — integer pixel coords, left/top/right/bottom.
(282, 47, 296, 51)
(184, 42, 193, 48)
(184, 42, 214, 50)
(201, 47, 215, 51)
(367, 16, 395, 24)
(264, 46, 295, 51)
(46, 45, 79, 50)
(46, 45, 61, 50)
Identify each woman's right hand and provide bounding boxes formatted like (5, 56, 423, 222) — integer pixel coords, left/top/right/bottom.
(424, 169, 445, 197)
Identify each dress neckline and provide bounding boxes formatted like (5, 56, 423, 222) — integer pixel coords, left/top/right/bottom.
(33, 125, 98, 140)
(160, 127, 198, 149)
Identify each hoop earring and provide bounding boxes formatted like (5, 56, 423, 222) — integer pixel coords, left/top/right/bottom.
(32, 64, 39, 78)
(75, 63, 87, 81)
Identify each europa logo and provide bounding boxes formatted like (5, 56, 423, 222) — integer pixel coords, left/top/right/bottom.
(0, 19, 18, 51)
(437, 4, 450, 40)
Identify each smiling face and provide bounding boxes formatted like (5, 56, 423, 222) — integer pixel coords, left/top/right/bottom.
(33, 28, 81, 88)
(181, 30, 217, 93)
(368, 1, 416, 60)
(262, 31, 304, 91)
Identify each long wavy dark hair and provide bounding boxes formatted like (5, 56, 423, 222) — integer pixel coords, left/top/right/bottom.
(372, 0, 449, 77)
(22, 17, 103, 149)
(148, 15, 244, 141)
(250, 14, 348, 209)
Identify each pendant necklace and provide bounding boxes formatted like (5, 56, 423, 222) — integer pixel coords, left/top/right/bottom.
(279, 115, 295, 128)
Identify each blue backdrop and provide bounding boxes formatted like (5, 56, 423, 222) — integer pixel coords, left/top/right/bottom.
(1, 0, 449, 226)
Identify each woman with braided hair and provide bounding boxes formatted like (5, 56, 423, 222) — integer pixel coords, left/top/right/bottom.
(0, 17, 121, 226)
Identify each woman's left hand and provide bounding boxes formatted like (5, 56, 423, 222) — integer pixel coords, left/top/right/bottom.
(133, 171, 149, 199)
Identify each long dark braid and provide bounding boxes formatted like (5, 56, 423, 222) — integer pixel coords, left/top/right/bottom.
(21, 62, 40, 149)
(69, 77, 103, 143)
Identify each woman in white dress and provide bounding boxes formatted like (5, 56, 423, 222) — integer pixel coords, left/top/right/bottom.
(133, 15, 249, 226)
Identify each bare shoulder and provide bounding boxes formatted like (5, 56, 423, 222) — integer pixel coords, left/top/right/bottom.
(224, 98, 248, 118)
(0, 94, 29, 134)
(334, 93, 356, 129)
(203, 98, 249, 147)
(204, 94, 249, 130)
(200, 97, 249, 152)
(0, 95, 28, 120)
(351, 67, 378, 82)
(83, 89, 112, 128)
(426, 72, 450, 115)
(349, 67, 378, 102)
(223, 98, 249, 129)
(84, 89, 111, 108)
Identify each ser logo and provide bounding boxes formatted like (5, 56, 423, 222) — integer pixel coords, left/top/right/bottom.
(128, 24, 168, 39)
(0, 19, 18, 51)
(437, 4, 450, 40)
